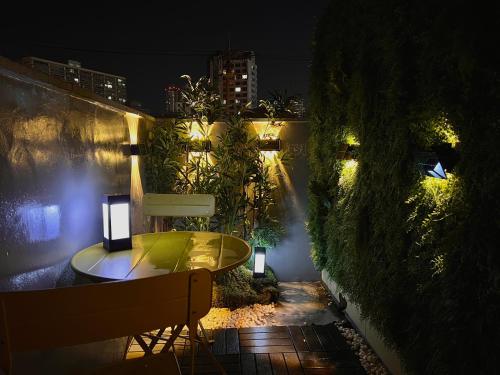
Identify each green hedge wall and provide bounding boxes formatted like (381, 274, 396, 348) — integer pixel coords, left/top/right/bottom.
(308, 1, 500, 374)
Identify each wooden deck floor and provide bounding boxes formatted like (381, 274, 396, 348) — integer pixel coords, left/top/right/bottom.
(127, 323, 366, 374)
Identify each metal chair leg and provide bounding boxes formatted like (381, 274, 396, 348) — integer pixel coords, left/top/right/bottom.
(189, 322, 226, 375)
(198, 320, 214, 344)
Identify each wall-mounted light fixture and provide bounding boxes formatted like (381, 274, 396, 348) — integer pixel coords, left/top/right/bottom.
(258, 139, 281, 152)
(336, 144, 358, 160)
(416, 144, 459, 180)
(253, 247, 266, 278)
(102, 194, 132, 251)
(417, 152, 448, 179)
(121, 144, 146, 156)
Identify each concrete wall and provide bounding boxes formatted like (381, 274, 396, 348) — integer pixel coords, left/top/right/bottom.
(266, 121, 319, 281)
(207, 119, 319, 281)
(0, 65, 150, 291)
(322, 270, 405, 375)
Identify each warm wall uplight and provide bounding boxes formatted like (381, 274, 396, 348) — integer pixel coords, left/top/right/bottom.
(259, 138, 281, 152)
(125, 112, 141, 145)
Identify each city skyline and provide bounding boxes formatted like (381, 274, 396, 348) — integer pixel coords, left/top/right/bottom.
(0, 1, 330, 114)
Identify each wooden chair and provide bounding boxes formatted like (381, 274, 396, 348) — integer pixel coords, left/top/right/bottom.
(143, 193, 215, 232)
(142, 193, 220, 359)
(0, 268, 217, 375)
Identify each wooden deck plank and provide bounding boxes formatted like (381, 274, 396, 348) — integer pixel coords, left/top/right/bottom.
(303, 369, 335, 374)
(126, 324, 364, 375)
(269, 353, 288, 375)
(241, 353, 257, 375)
(324, 324, 350, 351)
(240, 338, 292, 347)
(255, 353, 273, 375)
(301, 326, 323, 352)
(239, 326, 288, 334)
(283, 352, 303, 375)
(181, 354, 239, 365)
(226, 328, 240, 354)
(298, 352, 334, 369)
(212, 329, 226, 355)
(312, 325, 338, 351)
(288, 326, 309, 352)
(185, 362, 240, 374)
(239, 332, 290, 340)
(240, 345, 297, 354)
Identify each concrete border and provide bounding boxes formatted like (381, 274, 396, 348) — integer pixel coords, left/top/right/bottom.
(321, 270, 405, 375)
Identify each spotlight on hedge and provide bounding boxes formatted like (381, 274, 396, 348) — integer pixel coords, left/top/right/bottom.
(102, 194, 132, 251)
(253, 247, 266, 278)
(417, 145, 459, 179)
(336, 143, 358, 160)
(417, 152, 448, 179)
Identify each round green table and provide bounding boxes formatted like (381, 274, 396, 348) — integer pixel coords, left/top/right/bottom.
(71, 231, 251, 281)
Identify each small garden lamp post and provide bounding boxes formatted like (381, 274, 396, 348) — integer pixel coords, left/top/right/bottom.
(253, 247, 266, 278)
(102, 194, 132, 251)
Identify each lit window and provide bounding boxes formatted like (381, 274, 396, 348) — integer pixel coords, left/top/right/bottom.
(74, 78, 79, 83)
(223, 99, 227, 104)
(118, 79, 122, 82)
(242, 74, 248, 79)
(235, 99, 240, 104)
(235, 87, 241, 92)
(223, 69, 227, 74)
(108, 96, 112, 100)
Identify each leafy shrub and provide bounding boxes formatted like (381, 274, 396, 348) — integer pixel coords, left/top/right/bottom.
(213, 265, 279, 310)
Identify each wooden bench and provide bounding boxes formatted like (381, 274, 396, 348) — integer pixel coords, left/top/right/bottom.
(0, 269, 213, 374)
(143, 193, 215, 232)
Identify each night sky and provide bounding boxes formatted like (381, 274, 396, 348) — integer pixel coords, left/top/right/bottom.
(1, 1, 330, 114)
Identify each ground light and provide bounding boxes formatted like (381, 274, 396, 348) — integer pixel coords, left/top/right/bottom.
(253, 247, 266, 278)
(102, 194, 132, 251)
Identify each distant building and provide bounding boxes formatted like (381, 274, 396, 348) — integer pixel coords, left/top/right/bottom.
(22, 57, 127, 104)
(294, 97, 306, 118)
(209, 50, 257, 114)
(164, 85, 186, 116)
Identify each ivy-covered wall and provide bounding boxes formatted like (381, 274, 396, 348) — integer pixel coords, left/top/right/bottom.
(308, 1, 500, 374)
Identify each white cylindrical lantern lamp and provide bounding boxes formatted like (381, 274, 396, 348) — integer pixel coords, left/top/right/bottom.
(102, 194, 132, 251)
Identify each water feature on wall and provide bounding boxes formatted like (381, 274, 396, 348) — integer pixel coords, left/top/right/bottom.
(0, 72, 132, 289)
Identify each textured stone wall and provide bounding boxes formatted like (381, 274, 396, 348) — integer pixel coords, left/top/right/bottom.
(0, 72, 148, 290)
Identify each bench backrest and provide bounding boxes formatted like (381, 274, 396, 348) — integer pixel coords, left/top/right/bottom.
(143, 193, 215, 218)
(0, 268, 212, 374)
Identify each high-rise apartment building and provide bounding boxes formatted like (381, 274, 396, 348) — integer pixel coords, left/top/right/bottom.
(209, 50, 257, 114)
(22, 57, 127, 104)
(164, 85, 186, 116)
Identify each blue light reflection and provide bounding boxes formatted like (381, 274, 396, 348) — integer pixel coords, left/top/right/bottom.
(17, 204, 61, 243)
